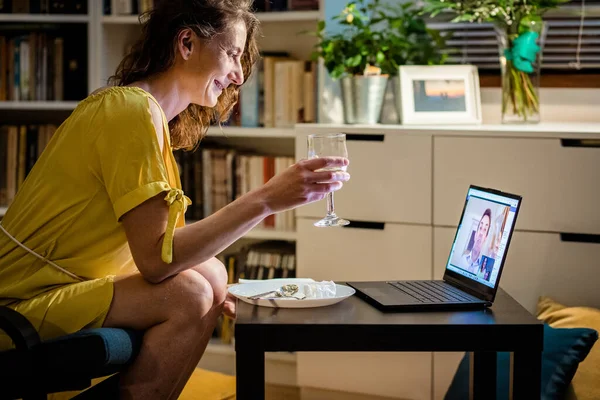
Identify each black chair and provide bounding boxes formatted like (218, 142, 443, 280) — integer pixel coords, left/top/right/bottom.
(0, 306, 143, 399)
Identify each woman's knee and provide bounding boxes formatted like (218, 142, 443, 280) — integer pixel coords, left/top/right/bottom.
(167, 270, 215, 323)
(191, 259, 228, 306)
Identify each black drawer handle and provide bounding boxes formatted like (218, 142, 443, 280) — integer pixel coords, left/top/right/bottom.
(342, 221, 385, 230)
(560, 139, 600, 148)
(344, 134, 385, 142)
(560, 233, 600, 244)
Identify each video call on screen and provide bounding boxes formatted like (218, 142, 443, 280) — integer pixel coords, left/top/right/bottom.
(447, 189, 519, 288)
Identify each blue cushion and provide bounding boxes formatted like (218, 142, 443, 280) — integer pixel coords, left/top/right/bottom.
(50, 328, 144, 365)
(445, 324, 598, 400)
(38, 328, 144, 377)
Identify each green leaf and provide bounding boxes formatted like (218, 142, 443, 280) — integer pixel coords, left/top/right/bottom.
(347, 54, 362, 67)
(316, 20, 325, 32)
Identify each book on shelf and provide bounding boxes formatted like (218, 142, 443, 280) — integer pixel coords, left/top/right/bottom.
(0, 24, 85, 101)
(236, 51, 317, 129)
(215, 240, 297, 344)
(0, 0, 87, 14)
(0, 123, 57, 207)
(175, 145, 296, 232)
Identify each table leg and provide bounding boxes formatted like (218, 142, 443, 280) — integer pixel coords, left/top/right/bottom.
(512, 351, 541, 400)
(235, 345, 265, 400)
(471, 351, 496, 400)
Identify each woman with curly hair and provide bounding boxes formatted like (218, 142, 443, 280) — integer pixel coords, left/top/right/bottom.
(0, 1, 349, 398)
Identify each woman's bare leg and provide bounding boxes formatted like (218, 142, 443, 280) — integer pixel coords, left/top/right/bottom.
(166, 259, 229, 396)
(102, 268, 222, 400)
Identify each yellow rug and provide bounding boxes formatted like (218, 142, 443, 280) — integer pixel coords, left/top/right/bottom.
(48, 368, 236, 399)
(180, 368, 236, 400)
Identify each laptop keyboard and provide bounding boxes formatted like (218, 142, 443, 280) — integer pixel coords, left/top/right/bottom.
(387, 281, 477, 303)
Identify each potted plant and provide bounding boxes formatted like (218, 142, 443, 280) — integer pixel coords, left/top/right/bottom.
(372, 1, 449, 123)
(423, 0, 569, 124)
(311, 0, 389, 124)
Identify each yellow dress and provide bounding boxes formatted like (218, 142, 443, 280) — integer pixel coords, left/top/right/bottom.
(0, 86, 189, 349)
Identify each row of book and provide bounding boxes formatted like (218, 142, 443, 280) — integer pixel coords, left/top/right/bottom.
(0, 0, 86, 14)
(0, 25, 87, 101)
(0, 124, 57, 206)
(175, 147, 296, 231)
(215, 240, 297, 343)
(0, 34, 63, 101)
(103, 0, 159, 16)
(234, 54, 317, 128)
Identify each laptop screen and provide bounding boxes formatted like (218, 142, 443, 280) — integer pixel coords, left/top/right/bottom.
(446, 186, 521, 289)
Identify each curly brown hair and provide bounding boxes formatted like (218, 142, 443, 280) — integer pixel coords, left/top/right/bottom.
(109, 0, 260, 150)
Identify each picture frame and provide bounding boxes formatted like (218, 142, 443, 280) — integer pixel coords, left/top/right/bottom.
(398, 65, 482, 125)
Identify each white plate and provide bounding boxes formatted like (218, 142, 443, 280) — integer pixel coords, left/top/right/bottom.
(228, 278, 355, 308)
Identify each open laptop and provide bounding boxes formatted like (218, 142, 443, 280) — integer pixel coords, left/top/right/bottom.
(347, 185, 522, 311)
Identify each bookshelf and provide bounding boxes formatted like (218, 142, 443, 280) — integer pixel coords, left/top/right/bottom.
(0, 101, 78, 110)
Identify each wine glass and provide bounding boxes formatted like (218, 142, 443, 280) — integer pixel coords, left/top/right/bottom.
(307, 133, 349, 227)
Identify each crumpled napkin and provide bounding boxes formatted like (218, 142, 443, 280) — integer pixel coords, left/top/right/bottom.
(303, 281, 337, 299)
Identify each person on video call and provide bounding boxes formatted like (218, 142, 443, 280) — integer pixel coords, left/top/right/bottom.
(462, 208, 492, 274)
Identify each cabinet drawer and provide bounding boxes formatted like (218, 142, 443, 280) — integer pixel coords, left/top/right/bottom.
(296, 132, 432, 224)
(434, 227, 600, 313)
(434, 136, 600, 234)
(297, 352, 432, 400)
(297, 218, 432, 281)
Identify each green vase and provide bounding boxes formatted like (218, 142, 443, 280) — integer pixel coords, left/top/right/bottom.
(495, 22, 547, 124)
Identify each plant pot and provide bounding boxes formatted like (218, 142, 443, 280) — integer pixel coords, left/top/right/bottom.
(391, 75, 402, 124)
(495, 22, 547, 124)
(340, 75, 388, 124)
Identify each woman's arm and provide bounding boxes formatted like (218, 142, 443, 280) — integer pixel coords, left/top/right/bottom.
(121, 157, 349, 283)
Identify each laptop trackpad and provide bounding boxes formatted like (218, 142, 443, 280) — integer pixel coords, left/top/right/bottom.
(361, 284, 420, 305)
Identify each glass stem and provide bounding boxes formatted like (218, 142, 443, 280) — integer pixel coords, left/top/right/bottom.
(326, 192, 336, 217)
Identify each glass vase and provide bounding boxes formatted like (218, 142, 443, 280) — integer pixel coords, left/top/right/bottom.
(495, 22, 546, 124)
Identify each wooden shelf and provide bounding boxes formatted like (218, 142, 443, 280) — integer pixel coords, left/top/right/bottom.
(0, 101, 78, 110)
(184, 221, 296, 241)
(207, 126, 296, 138)
(102, 10, 319, 24)
(244, 227, 296, 241)
(0, 14, 89, 23)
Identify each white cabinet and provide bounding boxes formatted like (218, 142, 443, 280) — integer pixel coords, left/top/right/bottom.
(434, 136, 600, 234)
(297, 219, 432, 281)
(296, 130, 432, 225)
(297, 125, 600, 400)
(296, 203, 433, 399)
(434, 227, 600, 314)
(297, 352, 433, 400)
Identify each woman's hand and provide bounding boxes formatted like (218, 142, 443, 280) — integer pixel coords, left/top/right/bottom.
(257, 157, 350, 214)
(222, 289, 237, 319)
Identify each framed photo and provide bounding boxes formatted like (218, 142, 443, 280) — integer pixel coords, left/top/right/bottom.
(398, 65, 482, 125)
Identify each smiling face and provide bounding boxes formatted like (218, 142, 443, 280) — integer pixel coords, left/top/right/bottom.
(176, 20, 247, 107)
(473, 214, 491, 253)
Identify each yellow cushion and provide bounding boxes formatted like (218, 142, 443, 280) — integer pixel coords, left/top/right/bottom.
(537, 297, 600, 400)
